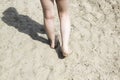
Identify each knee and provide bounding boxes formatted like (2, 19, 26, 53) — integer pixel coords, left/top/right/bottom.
(58, 8, 69, 17)
(44, 10, 54, 19)
(58, 11, 69, 18)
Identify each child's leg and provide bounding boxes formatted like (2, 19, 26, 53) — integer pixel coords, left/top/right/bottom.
(40, 0, 55, 48)
(56, 0, 71, 55)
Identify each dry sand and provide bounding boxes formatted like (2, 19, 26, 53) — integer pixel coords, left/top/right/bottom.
(0, 0, 120, 80)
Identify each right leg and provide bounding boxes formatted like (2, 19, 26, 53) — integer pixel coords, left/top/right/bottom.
(56, 0, 71, 56)
(40, 0, 55, 48)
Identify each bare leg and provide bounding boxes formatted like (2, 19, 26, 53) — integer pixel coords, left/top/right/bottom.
(40, 0, 55, 48)
(56, 0, 71, 56)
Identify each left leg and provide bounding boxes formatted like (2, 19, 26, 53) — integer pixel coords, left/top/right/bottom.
(40, 0, 55, 48)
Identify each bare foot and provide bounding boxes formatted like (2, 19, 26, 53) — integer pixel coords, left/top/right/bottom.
(49, 35, 60, 49)
(61, 47, 72, 57)
(50, 41, 55, 49)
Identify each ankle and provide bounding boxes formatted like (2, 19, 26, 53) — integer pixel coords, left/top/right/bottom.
(62, 45, 69, 51)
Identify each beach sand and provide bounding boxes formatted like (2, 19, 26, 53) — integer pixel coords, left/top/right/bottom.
(0, 0, 120, 80)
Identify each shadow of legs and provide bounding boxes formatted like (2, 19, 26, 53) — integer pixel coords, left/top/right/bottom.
(2, 7, 66, 59)
(2, 7, 48, 44)
(55, 47, 65, 59)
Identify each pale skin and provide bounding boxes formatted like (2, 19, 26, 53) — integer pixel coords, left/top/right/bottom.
(40, 0, 71, 56)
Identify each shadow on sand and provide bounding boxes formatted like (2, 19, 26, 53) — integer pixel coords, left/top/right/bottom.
(2, 7, 64, 59)
(2, 7, 47, 43)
